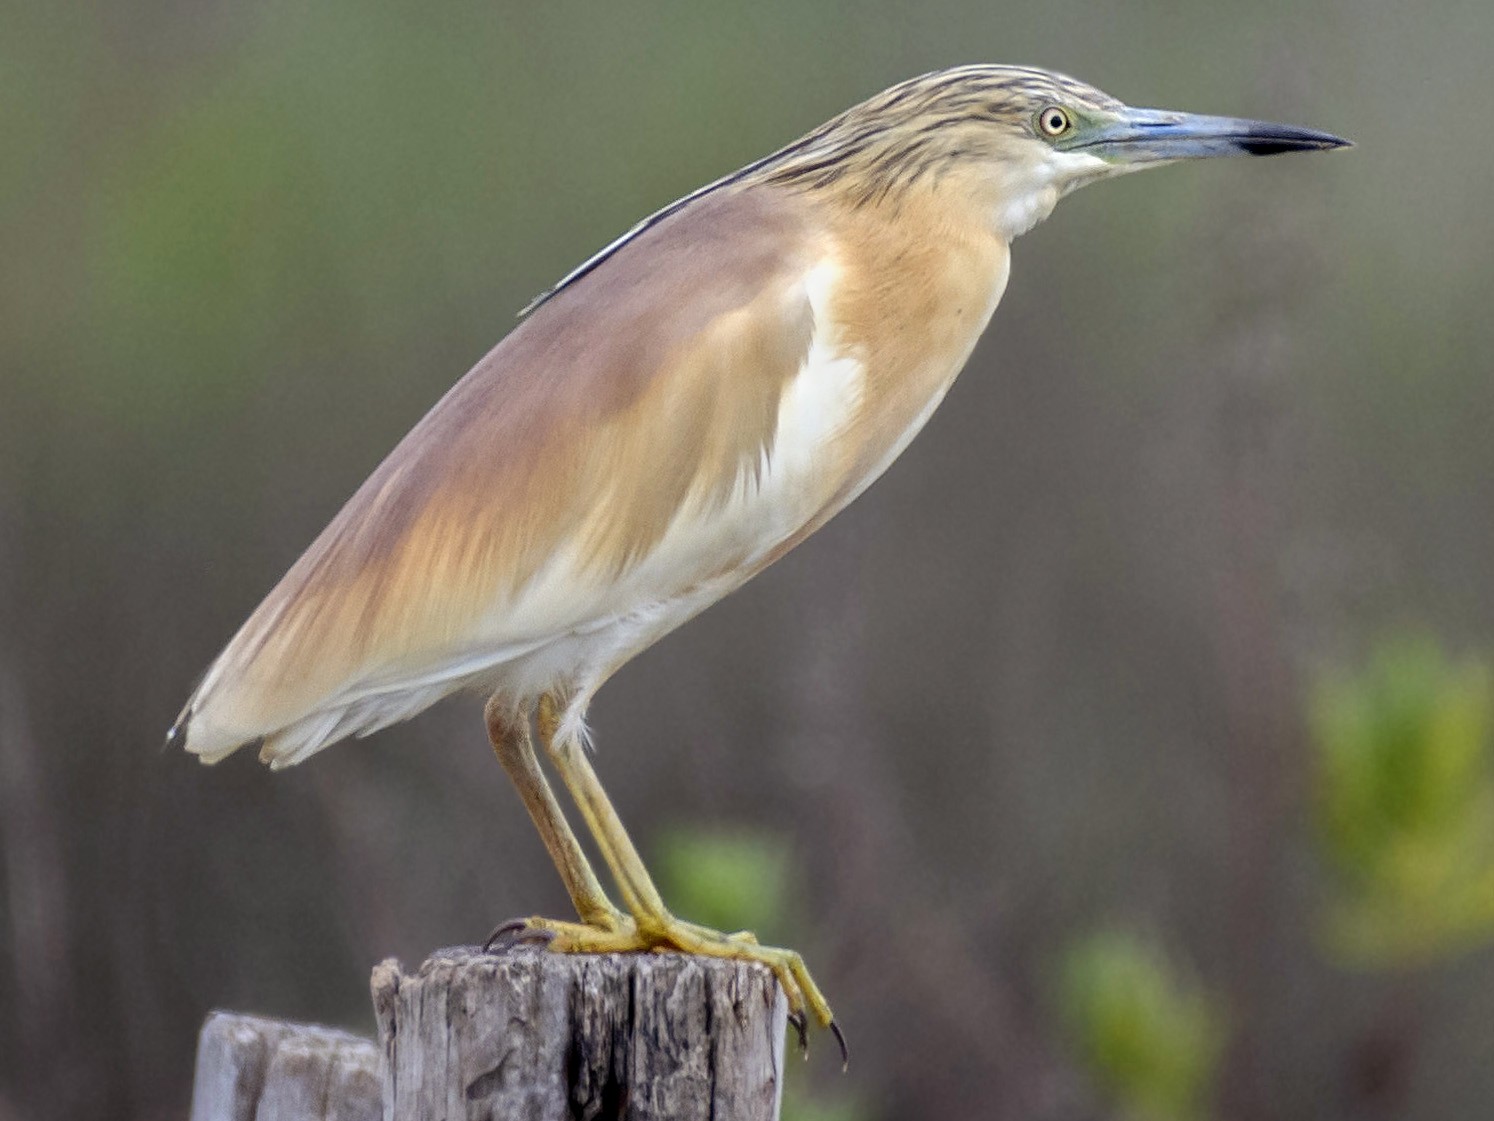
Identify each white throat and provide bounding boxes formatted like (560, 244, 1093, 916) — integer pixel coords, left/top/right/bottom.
(993, 149, 1113, 241)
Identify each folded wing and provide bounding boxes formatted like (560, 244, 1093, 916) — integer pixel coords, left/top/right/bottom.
(174, 187, 831, 766)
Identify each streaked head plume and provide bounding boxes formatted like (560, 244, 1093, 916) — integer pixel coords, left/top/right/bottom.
(739, 64, 1349, 241)
(747, 66, 1123, 211)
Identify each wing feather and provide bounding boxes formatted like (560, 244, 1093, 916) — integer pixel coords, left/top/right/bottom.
(176, 187, 824, 764)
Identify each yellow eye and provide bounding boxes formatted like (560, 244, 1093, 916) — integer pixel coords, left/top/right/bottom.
(1038, 106, 1071, 136)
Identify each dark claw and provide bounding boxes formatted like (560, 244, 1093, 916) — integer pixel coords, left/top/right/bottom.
(787, 1010, 809, 1057)
(483, 919, 554, 953)
(830, 1021, 849, 1071)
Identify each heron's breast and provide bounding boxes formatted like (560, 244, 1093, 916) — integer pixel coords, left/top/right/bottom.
(822, 211, 1011, 508)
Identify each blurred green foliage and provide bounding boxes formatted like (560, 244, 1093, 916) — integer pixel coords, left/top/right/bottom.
(655, 828, 792, 938)
(1059, 929, 1226, 1121)
(655, 827, 865, 1121)
(1311, 637, 1494, 966)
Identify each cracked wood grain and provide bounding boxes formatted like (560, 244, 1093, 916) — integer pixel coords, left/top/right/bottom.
(372, 946, 787, 1121)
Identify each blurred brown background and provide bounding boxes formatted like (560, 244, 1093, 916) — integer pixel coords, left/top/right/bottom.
(5, 1, 1494, 1118)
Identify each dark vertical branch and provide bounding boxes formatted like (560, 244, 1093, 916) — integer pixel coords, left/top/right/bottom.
(0, 656, 76, 1114)
(776, 534, 1096, 1121)
(1192, 180, 1322, 1121)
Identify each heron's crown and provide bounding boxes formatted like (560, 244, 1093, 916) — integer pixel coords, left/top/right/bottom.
(742, 65, 1124, 204)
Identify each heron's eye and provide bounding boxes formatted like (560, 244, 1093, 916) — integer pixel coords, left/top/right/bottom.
(1037, 106, 1072, 137)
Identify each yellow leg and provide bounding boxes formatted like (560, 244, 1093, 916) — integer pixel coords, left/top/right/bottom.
(527, 693, 838, 1041)
(480, 696, 749, 950)
(482, 695, 624, 932)
(529, 695, 756, 947)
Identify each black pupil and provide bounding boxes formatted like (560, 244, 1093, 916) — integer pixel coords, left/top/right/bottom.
(1047, 112, 1064, 131)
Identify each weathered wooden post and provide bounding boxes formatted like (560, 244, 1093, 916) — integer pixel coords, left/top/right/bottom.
(373, 947, 788, 1121)
(189, 1012, 381, 1121)
(189, 947, 789, 1121)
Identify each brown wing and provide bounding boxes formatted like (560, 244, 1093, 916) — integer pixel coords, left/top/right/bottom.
(175, 186, 821, 763)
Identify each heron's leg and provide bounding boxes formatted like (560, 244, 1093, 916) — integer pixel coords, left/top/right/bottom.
(529, 694, 749, 944)
(482, 695, 624, 931)
(531, 693, 837, 1034)
(533, 693, 669, 919)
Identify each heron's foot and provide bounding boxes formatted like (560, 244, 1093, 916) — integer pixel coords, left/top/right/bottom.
(485, 913, 641, 953)
(654, 919, 843, 1063)
(483, 912, 840, 1062)
(645, 919, 830, 1026)
(484, 910, 760, 951)
(485, 895, 651, 951)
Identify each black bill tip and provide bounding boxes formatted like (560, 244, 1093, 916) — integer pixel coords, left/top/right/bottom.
(1236, 128, 1353, 156)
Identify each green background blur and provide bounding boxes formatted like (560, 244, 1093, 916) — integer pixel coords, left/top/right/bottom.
(5, 1, 1494, 1118)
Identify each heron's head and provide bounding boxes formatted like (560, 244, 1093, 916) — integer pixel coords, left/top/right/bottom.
(755, 65, 1350, 241)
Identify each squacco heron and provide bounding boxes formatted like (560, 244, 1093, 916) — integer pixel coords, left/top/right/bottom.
(169, 65, 1346, 1044)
